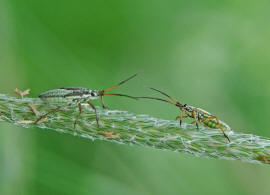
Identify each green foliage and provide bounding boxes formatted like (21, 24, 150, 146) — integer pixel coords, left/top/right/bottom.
(1, 94, 270, 165)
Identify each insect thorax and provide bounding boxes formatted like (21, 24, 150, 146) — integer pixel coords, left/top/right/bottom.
(182, 105, 212, 119)
(80, 90, 99, 101)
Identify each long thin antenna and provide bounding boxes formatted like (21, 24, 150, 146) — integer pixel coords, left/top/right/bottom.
(104, 93, 139, 100)
(104, 73, 138, 92)
(135, 96, 176, 105)
(147, 87, 177, 102)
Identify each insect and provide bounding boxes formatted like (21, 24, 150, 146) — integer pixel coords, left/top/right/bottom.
(34, 73, 138, 128)
(136, 87, 231, 142)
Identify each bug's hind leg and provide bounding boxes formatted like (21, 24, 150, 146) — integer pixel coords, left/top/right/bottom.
(74, 102, 82, 129)
(87, 101, 100, 127)
(34, 103, 73, 124)
(202, 116, 230, 142)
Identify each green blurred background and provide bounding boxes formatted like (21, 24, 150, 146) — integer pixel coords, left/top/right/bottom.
(1, 0, 270, 194)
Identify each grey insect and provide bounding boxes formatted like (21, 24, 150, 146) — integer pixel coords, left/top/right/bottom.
(34, 73, 138, 128)
(135, 87, 231, 142)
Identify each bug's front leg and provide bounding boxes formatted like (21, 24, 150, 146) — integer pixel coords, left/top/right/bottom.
(175, 109, 188, 126)
(87, 101, 100, 127)
(100, 96, 108, 109)
(192, 110, 199, 129)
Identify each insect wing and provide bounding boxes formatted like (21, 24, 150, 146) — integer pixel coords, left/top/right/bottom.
(59, 87, 92, 98)
(60, 87, 88, 91)
(219, 119, 232, 131)
(39, 89, 70, 98)
(39, 88, 84, 102)
(196, 107, 212, 116)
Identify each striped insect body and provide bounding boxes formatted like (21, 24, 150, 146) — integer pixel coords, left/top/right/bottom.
(39, 88, 99, 102)
(34, 73, 139, 128)
(136, 88, 232, 142)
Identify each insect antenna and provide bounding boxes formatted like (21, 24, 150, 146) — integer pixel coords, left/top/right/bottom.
(104, 73, 138, 92)
(147, 87, 177, 102)
(134, 96, 176, 105)
(103, 93, 138, 100)
(98, 73, 139, 108)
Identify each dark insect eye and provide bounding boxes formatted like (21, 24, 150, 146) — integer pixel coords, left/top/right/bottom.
(91, 91, 96, 96)
(184, 104, 187, 107)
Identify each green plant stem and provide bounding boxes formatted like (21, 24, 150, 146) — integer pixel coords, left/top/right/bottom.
(0, 94, 270, 165)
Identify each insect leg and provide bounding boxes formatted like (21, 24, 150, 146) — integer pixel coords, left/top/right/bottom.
(202, 116, 230, 142)
(34, 102, 73, 124)
(73, 102, 82, 129)
(100, 95, 108, 109)
(87, 101, 100, 127)
(179, 110, 183, 126)
(175, 115, 188, 122)
(192, 111, 199, 129)
(175, 110, 188, 126)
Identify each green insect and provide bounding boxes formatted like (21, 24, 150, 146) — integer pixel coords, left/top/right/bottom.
(136, 87, 231, 142)
(34, 73, 138, 128)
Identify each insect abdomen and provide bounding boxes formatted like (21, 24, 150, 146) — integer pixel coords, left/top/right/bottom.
(39, 89, 77, 102)
(203, 120, 219, 129)
(202, 119, 231, 131)
(39, 89, 69, 98)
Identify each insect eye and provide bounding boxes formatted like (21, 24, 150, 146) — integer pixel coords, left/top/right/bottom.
(184, 104, 187, 107)
(91, 91, 96, 96)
